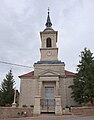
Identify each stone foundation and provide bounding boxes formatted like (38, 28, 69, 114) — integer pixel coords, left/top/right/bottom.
(55, 96, 62, 115)
(71, 106, 94, 115)
(0, 107, 33, 119)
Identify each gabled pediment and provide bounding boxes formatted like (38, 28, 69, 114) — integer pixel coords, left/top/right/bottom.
(39, 69, 60, 76)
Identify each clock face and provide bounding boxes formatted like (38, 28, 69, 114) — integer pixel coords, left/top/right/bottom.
(47, 51, 52, 56)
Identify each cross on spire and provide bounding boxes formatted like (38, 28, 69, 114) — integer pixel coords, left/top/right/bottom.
(48, 7, 50, 14)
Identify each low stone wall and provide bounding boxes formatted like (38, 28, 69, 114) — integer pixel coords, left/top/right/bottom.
(71, 106, 94, 115)
(0, 107, 33, 119)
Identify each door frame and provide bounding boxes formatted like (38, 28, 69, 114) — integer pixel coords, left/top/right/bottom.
(41, 84, 55, 113)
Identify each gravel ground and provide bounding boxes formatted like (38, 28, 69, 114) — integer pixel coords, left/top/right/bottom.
(0, 115, 94, 120)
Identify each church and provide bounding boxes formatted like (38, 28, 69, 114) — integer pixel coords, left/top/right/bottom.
(19, 11, 77, 115)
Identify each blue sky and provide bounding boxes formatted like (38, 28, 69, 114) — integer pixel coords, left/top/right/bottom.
(0, 0, 94, 89)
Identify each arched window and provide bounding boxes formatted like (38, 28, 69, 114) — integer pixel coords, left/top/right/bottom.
(46, 38, 52, 47)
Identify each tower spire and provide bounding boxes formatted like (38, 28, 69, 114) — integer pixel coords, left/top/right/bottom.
(45, 8, 52, 28)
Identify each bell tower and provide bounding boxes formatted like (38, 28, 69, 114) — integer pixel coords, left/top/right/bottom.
(40, 9, 58, 61)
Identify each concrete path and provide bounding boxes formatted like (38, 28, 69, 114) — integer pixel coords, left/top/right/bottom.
(0, 115, 94, 120)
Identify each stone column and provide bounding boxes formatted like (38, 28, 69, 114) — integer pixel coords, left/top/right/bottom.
(34, 96, 41, 115)
(55, 96, 62, 115)
(33, 81, 42, 115)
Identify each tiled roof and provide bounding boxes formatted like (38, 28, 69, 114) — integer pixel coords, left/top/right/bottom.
(19, 70, 75, 78)
(65, 70, 75, 77)
(19, 71, 34, 78)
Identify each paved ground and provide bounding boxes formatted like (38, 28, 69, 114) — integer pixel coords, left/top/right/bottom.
(0, 115, 94, 120)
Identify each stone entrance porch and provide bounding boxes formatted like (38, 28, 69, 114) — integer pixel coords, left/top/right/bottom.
(33, 76, 62, 115)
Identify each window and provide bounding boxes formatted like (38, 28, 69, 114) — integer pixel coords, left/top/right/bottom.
(46, 38, 52, 47)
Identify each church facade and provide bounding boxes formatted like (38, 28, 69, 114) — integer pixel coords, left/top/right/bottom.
(19, 11, 77, 115)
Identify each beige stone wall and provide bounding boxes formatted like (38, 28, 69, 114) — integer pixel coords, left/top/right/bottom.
(59, 77, 66, 108)
(71, 106, 94, 115)
(40, 48, 58, 61)
(40, 31, 58, 48)
(65, 77, 77, 107)
(59, 77, 77, 108)
(0, 107, 33, 119)
(19, 78, 38, 107)
(34, 63, 65, 76)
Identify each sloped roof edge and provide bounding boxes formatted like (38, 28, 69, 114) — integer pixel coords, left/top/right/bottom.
(65, 70, 75, 77)
(19, 71, 34, 78)
(19, 70, 75, 78)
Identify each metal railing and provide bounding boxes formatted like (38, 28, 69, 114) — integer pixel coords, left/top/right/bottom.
(40, 99, 55, 112)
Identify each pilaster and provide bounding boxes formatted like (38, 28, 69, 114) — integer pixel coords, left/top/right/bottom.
(38, 81, 42, 96)
(33, 96, 41, 115)
(55, 96, 62, 115)
(56, 81, 59, 96)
